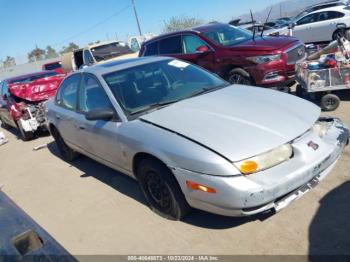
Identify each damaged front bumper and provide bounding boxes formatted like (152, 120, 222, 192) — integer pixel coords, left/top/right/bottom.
(172, 117, 349, 217)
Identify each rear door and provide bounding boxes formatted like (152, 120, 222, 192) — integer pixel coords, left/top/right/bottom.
(54, 73, 82, 150)
(310, 11, 345, 42)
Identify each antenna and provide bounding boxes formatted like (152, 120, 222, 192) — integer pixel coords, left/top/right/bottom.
(261, 7, 273, 37)
(250, 10, 256, 41)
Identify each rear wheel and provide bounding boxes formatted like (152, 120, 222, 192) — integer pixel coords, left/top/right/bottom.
(16, 120, 34, 141)
(228, 68, 254, 86)
(137, 158, 191, 220)
(320, 93, 340, 111)
(51, 127, 79, 161)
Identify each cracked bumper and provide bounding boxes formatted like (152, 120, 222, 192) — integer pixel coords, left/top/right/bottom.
(172, 118, 349, 217)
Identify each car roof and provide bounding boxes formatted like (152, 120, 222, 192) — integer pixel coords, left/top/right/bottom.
(2, 70, 57, 83)
(306, 5, 350, 15)
(81, 56, 172, 76)
(142, 23, 229, 45)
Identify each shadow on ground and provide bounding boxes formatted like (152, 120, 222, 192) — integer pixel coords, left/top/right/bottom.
(309, 181, 350, 256)
(47, 141, 267, 229)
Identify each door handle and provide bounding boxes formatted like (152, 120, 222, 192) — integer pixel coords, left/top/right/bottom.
(55, 114, 61, 120)
(78, 126, 86, 130)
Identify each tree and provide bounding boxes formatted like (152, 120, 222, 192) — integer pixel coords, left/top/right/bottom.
(162, 15, 204, 33)
(27, 46, 45, 62)
(2, 56, 16, 68)
(45, 45, 58, 59)
(60, 42, 79, 54)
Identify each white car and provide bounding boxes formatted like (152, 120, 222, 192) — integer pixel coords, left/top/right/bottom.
(267, 5, 350, 43)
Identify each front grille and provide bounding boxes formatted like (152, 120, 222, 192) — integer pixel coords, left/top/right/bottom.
(286, 44, 306, 65)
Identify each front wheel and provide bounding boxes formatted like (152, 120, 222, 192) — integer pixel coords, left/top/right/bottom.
(320, 93, 340, 111)
(228, 68, 254, 86)
(16, 120, 34, 141)
(137, 159, 191, 220)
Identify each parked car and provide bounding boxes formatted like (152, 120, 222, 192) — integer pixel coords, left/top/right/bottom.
(0, 71, 65, 140)
(267, 5, 350, 43)
(42, 61, 64, 74)
(128, 33, 157, 53)
(47, 57, 349, 220)
(139, 23, 306, 89)
(61, 41, 138, 73)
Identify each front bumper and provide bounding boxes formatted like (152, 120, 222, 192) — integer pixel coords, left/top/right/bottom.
(172, 118, 349, 217)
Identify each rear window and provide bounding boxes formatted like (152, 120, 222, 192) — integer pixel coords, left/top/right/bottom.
(159, 36, 182, 54)
(143, 42, 158, 56)
(44, 62, 62, 71)
(91, 42, 133, 62)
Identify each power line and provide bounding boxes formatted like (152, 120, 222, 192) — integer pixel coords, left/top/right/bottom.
(52, 4, 132, 48)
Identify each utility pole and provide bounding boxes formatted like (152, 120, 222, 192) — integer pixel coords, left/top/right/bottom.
(131, 0, 142, 36)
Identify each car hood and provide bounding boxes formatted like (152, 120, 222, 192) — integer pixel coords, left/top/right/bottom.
(140, 86, 320, 162)
(230, 36, 299, 51)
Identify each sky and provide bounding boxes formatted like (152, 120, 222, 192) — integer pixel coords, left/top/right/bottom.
(1, 0, 282, 63)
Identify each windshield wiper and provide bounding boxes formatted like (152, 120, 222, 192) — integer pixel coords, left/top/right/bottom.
(188, 84, 229, 98)
(129, 99, 181, 115)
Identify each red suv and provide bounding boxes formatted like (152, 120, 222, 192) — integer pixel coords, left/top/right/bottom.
(139, 23, 306, 89)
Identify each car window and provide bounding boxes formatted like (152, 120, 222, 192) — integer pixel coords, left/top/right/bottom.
(182, 35, 208, 54)
(130, 38, 140, 52)
(78, 74, 111, 113)
(83, 50, 94, 65)
(143, 41, 158, 56)
(318, 11, 345, 21)
(202, 25, 252, 47)
(57, 74, 80, 110)
(103, 59, 227, 116)
(44, 62, 61, 71)
(297, 13, 318, 25)
(2, 82, 10, 96)
(159, 36, 182, 54)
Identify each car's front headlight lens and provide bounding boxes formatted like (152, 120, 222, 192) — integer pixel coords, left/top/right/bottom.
(247, 54, 281, 64)
(312, 121, 331, 138)
(234, 144, 293, 175)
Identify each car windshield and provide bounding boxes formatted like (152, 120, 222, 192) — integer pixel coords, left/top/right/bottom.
(91, 42, 133, 62)
(103, 59, 228, 116)
(202, 25, 253, 46)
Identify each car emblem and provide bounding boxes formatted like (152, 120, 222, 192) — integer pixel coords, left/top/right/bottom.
(308, 141, 319, 151)
(297, 48, 304, 57)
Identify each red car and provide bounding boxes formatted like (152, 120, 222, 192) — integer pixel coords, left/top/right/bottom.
(42, 61, 64, 74)
(0, 71, 65, 141)
(139, 23, 306, 89)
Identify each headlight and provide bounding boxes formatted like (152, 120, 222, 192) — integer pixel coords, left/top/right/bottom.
(234, 144, 293, 175)
(247, 54, 281, 64)
(312, 121, 331, 138)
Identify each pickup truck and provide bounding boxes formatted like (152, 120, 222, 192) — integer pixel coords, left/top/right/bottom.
(61, 41, 138, 72)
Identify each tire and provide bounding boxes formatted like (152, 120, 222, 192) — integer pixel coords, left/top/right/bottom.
(320, 93, 340, 111)
(51, 127, 79, 161)
(332, 30, 341, 41)
(137, 158, 191, 220)
(228, 68, 254, 86)
(0, 116, 10, 129)
(295, 84, 304, 97)
(16, 120, 34, 141)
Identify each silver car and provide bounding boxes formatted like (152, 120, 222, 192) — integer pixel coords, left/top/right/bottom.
(47, 57, 349, 220)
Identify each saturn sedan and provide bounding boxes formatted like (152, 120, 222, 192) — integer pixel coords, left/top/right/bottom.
(47, 57, 349, 220)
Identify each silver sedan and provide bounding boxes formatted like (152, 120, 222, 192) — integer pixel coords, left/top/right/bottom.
(47, 57, 349, 220)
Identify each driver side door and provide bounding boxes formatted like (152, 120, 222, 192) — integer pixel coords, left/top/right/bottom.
(293, 13, 319, 43)
(76, 73, 125, 170)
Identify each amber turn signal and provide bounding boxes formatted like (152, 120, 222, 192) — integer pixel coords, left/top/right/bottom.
(186, 181, 216, 194)
(239, 161, 258, 174)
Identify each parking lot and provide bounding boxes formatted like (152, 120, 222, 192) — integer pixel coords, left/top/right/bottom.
(0, 90, 349, 256)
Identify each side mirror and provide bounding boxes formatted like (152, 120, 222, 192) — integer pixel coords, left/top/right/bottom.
(288, 22, 296, 30)
(196, 45, 210, 53)
(85, 108, 115, 121)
